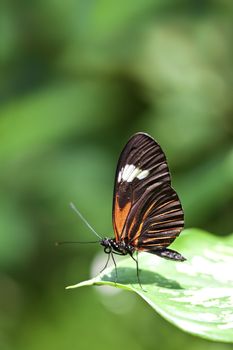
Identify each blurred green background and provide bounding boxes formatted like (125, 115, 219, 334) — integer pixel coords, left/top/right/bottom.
(0, 1, 233, 349)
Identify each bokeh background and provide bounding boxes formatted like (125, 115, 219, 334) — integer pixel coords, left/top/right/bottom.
(1, 1, 233, 349)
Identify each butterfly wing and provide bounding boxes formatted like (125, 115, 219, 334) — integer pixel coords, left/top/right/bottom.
(112, 132, 184, 250)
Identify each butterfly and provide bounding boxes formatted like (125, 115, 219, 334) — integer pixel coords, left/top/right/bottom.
(69, 132, 185, 286)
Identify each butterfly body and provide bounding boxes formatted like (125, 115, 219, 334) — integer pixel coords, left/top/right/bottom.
(100, 237, 185, 261)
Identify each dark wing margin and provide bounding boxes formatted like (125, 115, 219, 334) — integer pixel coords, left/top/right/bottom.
(112, 132, 183, 244)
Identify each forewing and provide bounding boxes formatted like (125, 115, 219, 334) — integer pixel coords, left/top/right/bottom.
(112, 132, 175, 242)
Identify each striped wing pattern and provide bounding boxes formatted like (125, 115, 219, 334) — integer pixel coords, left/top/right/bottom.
(112, 132, 184, 251)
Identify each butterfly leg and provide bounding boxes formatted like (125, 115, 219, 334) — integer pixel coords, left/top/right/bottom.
(110, 252, 118, 284)
(99, 252, 111, 274)
(153, 248, 186, 261)
(129, 252, 146, 291)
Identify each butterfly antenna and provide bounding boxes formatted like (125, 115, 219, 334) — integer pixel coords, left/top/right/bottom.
(69, 202, 102, 240)
(55, 240, 99, 246)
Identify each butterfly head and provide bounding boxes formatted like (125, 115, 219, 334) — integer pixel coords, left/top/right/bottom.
(100, 238, 115, 254)
(100, 238, 112, 247)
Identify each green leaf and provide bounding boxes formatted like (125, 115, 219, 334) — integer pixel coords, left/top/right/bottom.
(67, 229, 233, 343)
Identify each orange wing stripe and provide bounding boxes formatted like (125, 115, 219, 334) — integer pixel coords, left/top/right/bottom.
(114, 196, 131, 240)
(131, 201, 155, 245)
